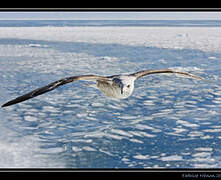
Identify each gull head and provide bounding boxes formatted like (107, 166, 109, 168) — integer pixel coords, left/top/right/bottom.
(113, 75, 136, 99)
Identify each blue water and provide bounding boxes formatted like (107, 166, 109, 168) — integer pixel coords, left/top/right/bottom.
(0, 20, 221, 168)
(1, 20, 221, 27)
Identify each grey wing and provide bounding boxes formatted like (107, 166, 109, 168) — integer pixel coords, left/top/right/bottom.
(130, 69, 208, 82)
(1, 75, 109, 107)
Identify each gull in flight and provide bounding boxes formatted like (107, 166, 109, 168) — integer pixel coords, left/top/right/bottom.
(1, 69, 208, 107)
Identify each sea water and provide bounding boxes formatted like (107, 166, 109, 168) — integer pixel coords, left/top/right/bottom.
(0, 20, 221, 168)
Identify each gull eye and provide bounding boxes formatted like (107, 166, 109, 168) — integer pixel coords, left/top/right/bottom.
(127, 85, 130, 88)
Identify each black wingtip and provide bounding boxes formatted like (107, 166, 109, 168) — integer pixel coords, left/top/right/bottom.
(1, 101, 13, 107)
(1, 104, 7, 108)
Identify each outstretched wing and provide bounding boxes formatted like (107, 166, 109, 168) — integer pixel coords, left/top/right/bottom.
(1, 75, 109, 107)
(130, 69, 208, 82)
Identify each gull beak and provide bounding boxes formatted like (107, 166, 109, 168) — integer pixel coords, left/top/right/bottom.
(120, 83, 124, 94)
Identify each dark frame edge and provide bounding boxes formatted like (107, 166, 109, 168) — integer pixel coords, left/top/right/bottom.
(0, 8, 221, 11)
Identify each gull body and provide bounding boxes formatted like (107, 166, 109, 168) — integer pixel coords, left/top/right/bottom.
(1, 69, 208, 107)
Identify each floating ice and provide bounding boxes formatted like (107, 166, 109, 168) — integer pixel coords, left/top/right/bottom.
(24, 115, 38, 122)
(42, 106, 59, 113)
(27, 44, 48, 48)
(110, 129, 133, 138)
(160, 155, 183, 161)
(82, 146, 97, 152)
(1, 26, 221, 52)
(133, 154, 150, 160)
(195, 147, 213, 152)
(176, 120, 199, 128)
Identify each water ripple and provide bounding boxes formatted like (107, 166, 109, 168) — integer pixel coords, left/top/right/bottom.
(1, 27, 221, 168)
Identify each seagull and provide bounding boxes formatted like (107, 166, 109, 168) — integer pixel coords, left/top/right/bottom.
(1, 69, 208, 107)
